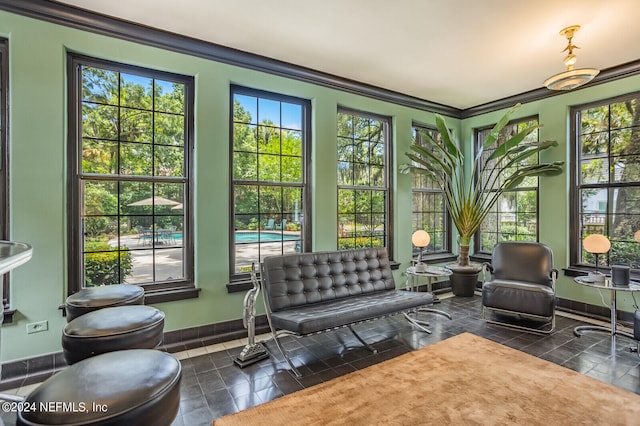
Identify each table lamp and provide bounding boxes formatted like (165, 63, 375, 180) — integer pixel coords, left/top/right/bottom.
(411, 230, 430, 273)
(583, 234, 610, 283)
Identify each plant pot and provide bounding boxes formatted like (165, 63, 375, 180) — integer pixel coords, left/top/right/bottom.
(447, 263, 481, 297)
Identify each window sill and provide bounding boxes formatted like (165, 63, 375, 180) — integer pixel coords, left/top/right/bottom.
(144, 286, 201, 304)
(470, 253, 491, 264)
(227, 278, 254, 293)
(422, 253, 458, 264)
(563, 266, 640, 282)
(2, 308, 15, 324)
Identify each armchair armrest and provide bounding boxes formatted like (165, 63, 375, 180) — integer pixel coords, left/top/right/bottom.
(550, 268, 559, 288)
(482, 262, 493, 284)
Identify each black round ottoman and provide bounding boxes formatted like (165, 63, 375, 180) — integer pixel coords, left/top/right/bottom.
(65, 284, 145, 322)
(17, 349, 181, 426)
(62, 305, 165, 365)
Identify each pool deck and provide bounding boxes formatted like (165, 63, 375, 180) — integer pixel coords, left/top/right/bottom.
(110, 231, 300, 283)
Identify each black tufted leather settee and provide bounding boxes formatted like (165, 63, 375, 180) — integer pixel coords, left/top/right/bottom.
(259, 247, 433, 376)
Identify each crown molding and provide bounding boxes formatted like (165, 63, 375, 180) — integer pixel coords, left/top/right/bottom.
(0, 0, 461, 118)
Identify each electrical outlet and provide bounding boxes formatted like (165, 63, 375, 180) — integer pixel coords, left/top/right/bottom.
(26, 320, 48, 334)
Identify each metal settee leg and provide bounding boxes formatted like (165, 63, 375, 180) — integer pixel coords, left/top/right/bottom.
(348, 325, 378, 353)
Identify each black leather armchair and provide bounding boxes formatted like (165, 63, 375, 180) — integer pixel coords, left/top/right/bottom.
(482, 241, 558, 334)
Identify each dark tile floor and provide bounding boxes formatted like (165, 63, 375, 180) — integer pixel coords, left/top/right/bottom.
(3, 294, 640, 425)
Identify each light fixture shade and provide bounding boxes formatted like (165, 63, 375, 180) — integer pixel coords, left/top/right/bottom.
(411, 230, 430, 248)
(544, 25, 599, 91)
(544, 68, 600, 91)
(583, 234, 611, 254)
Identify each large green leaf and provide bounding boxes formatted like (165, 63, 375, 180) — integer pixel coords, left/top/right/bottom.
(401, 104, 564, 248)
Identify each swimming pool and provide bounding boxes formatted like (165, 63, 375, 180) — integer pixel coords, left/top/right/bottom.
(236, 231, 300, 243)
(143, 231, 299, 245)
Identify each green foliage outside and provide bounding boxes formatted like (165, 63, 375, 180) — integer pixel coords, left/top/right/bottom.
(84, 241, 133, 286)
(338, 237, 384, 250)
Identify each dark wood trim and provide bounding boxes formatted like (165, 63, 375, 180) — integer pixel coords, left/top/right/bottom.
(0, 38, 9, 313)
(0, 0, 459, 118)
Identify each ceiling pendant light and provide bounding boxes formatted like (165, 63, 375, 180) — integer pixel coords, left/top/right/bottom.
(544, 25, 599, 91)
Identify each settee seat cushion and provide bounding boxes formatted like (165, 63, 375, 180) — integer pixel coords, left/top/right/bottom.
(65, 284, 145, 322)
(62, 305, 165, 365)
(271, 290, 433, 335)
(17, 349, 181, 426)
(482, 279, 555, 318)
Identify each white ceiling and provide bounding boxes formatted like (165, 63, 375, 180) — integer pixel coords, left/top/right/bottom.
(54, 0, 640, 110)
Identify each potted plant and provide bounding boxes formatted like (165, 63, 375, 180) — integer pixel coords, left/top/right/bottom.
(400, 104, 564, 296)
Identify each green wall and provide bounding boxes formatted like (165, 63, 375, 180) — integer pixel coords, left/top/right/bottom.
(0, 10, 638, 364)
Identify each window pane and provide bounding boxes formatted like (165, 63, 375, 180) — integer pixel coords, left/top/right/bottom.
(120, 109, 153, 143)
(82, 67, 118, 104)
(120, 73, 152, 109)
(154, 145, 184, 177)
(154, 80, 184, 115)
(155, 113, 184, 146)
(120, 142, 152, 175)
(82, 139, 117, 174)
(82, 104, 118, 140)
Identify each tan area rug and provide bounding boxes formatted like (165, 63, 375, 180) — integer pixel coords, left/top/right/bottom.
(213, 332, 640, 425)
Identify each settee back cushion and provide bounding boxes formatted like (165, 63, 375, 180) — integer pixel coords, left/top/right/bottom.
(262, 248, 395, 312)
(491, 241, 554, 287)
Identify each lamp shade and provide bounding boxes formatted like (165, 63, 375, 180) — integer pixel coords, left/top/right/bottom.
(411, 230, 430, 248)
(583, 234, 611, 254)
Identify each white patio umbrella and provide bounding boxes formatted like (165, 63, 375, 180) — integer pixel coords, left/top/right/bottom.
(127, 196, 180, 206)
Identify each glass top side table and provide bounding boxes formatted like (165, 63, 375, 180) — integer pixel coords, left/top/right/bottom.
(573, 276, 640, 339)
(405, 265, 452, 320)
